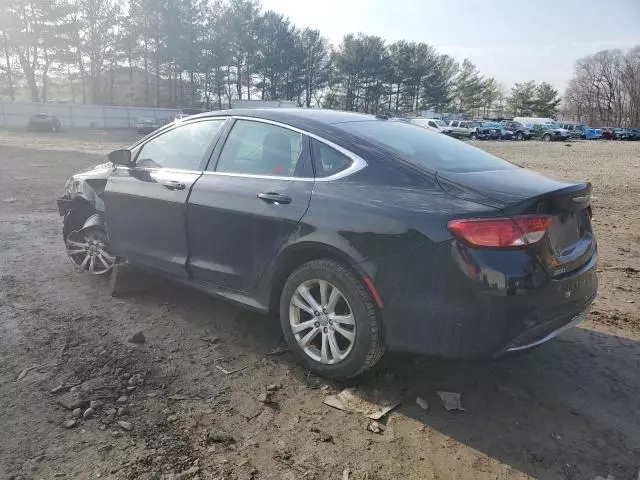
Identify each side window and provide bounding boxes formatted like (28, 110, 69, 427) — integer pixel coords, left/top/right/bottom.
(428, 121, 437, 128)
(310, 139, 353, 178)
(135, 120, 224, 170)
(215, 120, 304, 177)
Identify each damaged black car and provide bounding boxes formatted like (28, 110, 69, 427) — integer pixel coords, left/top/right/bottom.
(58, 109, 598, 379)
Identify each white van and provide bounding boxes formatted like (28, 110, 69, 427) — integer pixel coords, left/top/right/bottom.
(407, 117, 453, 135)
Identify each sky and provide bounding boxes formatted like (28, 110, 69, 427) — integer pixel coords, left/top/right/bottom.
(260, 0, 640, 93)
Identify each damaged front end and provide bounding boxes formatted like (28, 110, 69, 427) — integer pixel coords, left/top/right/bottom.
(57, 162, 116, 274)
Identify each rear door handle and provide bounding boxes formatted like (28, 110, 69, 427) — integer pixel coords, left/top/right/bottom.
(162, 180, 186, 191)
(257, 192, 292, 205)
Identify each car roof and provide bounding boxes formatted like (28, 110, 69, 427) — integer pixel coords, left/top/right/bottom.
(191, 108, 373, 126)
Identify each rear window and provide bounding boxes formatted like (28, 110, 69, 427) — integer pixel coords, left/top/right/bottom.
(338, 120, 517, 173)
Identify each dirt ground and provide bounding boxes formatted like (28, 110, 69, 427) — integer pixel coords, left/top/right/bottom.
(0, 131, 639, 480)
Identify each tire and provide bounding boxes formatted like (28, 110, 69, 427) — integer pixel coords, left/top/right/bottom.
(470, 133, 477, 140)
(65, 227, 116, 275)
(542, 134, 551, 142)
(279, 259, 385, 380)
(516, 132, 524, 141)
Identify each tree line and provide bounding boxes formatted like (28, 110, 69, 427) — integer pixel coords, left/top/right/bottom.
(565, 46, 640, 127)
(1, 0, 563, 119)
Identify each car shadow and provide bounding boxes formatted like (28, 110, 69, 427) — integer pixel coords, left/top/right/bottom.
(96, 275, 640, 479)
(361, 328, 640, 479)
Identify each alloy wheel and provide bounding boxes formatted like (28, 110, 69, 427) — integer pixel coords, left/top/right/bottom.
(65, 229, 115, 275)
(289, 279, 356, 365)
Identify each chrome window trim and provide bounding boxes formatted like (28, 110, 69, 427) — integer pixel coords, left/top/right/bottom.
(115, 166, 202, 175)
(204, 115, 367, 182)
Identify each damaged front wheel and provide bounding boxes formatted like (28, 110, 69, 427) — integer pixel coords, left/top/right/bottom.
(65, 227, 115, 275)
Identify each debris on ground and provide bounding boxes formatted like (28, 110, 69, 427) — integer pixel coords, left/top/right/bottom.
(366, 420, 385, 434)
(436, 392, 465, 412)
(16, 365, 41, 381)
(215, 364, 247, 375)
(128, 331, 146, 344)
(342, 467, 351, 479)
(167, 414, 179, 423)
(116, 420, 132, 431)
(83, 407, 95, 419)
(416, 397, 429, 411)
(206, 431, 235, 445)
(199, 335, 220, 345)
(72, 408, 82, 418)
(50, 384, 65, 394)
(258, 392, 274, 404)
(594, 475, 615, 480)
(266, 383, 280, 392)
(2, 197, 17, 203)
(323, 387, 401, 420)
(63, 419, 77, 429)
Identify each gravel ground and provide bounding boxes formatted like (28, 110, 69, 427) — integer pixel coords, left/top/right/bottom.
(0, 131, 638, 480)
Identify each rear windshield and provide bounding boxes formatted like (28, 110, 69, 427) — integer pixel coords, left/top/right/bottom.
(337, 120, 517, 173)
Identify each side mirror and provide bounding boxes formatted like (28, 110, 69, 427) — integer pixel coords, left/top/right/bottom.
(108, 149, 132, 166)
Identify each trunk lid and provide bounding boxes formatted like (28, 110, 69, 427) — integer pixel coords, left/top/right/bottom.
(438, 169, 596, 276)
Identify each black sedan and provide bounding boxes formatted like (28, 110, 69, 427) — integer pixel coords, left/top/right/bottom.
(57, 109, 598, 379)
(27, 113, 62, 132)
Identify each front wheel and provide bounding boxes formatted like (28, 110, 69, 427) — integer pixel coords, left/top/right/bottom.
(516, 132, 524, 141)
(279, 259, 384, 380)
(470, 133, 477, 140)
(542, 134, 551, 142)
(65, 227, 116, 275)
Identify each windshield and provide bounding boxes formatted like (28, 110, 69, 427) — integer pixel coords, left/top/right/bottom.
(338, 120, 517, 173)
(484, 122, 502, 128)
(434, 120, 447, 127)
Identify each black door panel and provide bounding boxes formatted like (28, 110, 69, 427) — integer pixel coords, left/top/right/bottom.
(103, 119, 226, 276)
(104, 168, 200, 276)
(187, 174, 312, 291)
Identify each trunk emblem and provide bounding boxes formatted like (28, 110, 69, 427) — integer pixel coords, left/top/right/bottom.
(572, 196, 590, 203)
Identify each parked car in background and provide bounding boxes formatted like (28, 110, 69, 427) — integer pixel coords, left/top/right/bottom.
(628, 128, 640, 140)
(447, 120, 472, 139)
(529, 123, 569, 141)
(478, 121, 502, 140)
(407, 117, 453, 135)
(612, 128, 632, 140)
(558, 122, 586, 139)
(174, 113, 191, 120)
(581, 127, 603, 140)
(27, 113, 62, 132)
(484, 121, 514, 140)
(600, 127, 615, 140)
(57, 108, 598, 379)
(501, 120, 534, 140)
(136, 117, 161, 134)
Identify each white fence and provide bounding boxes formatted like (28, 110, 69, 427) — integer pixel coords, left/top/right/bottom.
(0, 100, 181, 129)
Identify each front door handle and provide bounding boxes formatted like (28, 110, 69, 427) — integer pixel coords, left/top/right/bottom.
(257, 192, 292, 205)
(162, 180, 186, 191)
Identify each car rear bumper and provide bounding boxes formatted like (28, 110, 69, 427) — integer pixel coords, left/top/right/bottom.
(366, 240, 598, 359)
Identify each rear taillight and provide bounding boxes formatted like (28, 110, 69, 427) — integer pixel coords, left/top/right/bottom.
(448, 216, 552, 248)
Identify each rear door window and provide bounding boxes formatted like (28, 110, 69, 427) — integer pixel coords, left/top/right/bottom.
(214, 120, 311, 177)
(339, 120, 517, 173)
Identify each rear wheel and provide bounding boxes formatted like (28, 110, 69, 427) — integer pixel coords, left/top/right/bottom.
(542, 134, 551, 142)
(516, 132, 524, 141)
(65, 227, 115, 275)
(470, 132, 477, 140)
(279, 259, 384, 379)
